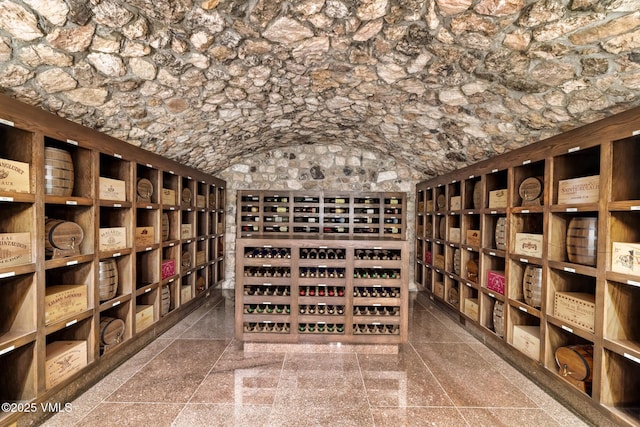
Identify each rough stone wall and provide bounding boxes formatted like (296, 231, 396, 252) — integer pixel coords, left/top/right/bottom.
(218, 143, 423, 289)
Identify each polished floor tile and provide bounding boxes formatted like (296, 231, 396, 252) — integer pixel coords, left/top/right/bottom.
(43, 291, 590, 426)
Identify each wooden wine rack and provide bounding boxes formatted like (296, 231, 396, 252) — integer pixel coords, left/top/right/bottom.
(0, 94, 226, 426)
(235, 237, 409, 344)
(415, 106, 640, 426)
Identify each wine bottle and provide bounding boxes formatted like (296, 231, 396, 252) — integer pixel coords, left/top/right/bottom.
(337, 306, 344, 315)
(318, 286, 325, 296)
(327, 305, 335, 314)
(318, 249, 327, 259)
(299, 305, 306, 314)
(317, 305, 325, 314)
(308, 248, 318, 259)
(336, 324, 344, 333)
(327, 249, 336, 259)
(299, 323, 306, 332)
(308, 305, 316, 314)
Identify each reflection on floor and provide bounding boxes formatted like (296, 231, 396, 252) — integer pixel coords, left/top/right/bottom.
(43, 291, 589, 427)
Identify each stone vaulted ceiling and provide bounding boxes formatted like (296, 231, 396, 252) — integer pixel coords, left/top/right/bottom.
(1, 0, 639, 177)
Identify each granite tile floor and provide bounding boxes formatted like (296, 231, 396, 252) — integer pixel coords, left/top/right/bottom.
(43, 292, 590, 427)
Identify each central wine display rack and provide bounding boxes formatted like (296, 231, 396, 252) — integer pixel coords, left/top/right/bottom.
(236, 237, 409, 344)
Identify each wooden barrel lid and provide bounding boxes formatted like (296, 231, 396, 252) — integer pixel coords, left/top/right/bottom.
(425, 220, 433, 238)
(182, 187, 192, 203)
(45, 219, 84, 252)
(555, 345, 594, 382)
(196, 276, 205, 292)
(495, 217, 507, 250)
(519, 177, 543, 203)
(473, 181, 482, 209)
(181, 251, 192, 268)
(99, 317, 125, 346)
(137, 178, 154, 199)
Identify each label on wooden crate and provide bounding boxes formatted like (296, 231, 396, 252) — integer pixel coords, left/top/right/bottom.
(45, 340, 87, 390)
(0, 232, 31, 267)
(449, 227, 461, 243)
(514, 233, 543, 258)
(99, 177, 126, 201)
(196, 195, 206, 208)
(45, 285, 87, 324)
(486, 270, 505, 295)
(554, 292, 595, 333)
(450, 196, 461, 210)
(0, 158, 30, 193)
(558, 175, 599, 205)
(611, 242, 640, 275)
(181, 224, 193, 239)
(488, 189, 508, 208)
(181, 285, 192, 303)
(135, 305, 154, 332)
(161, 259, 176, 279)
(466, 229, 481, 247)
(464, 298, 478, 319)
(512, 325, 540, 360)
(99, 227, 127, 252)
(161, 188, 176, 205)
(135, 226, 154, 247)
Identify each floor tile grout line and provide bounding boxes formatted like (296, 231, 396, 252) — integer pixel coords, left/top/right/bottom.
(406, 341, 457, 408)
(354, 352, 378, 426)
(267, 350, 292, 425)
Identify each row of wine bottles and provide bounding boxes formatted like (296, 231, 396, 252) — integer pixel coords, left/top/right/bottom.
(299, 268, 345, 278)
(354, 324, 400, 334)
(243, 267, 291, 277)
(299, 305, 345, 315)
(244, 247, 291, 258)
(353, 287, 400, 298)
(298, 323, 345, 333)
(244, 304, 291, 314)
(300, 248, 346, 259)
(241, 196, 399, 205)
(353, 269, 400, 279)
(299, 286, 345, 297)
(355, 249, 401, 260)
(354, 306, 399, 316)
(243, 285, 291, 296)
(243, 322, 290, 333)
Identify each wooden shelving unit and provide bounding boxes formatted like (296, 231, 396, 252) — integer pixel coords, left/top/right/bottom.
(236, 190, 409, 345)
(235, 237, 410, 344)
(415, 106, 640, 426)
(238, 190, 406, 240)
(0, 94, 226, 426)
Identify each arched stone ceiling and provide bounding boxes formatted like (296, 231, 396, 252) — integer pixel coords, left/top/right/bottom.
(1, 0, 639, 177)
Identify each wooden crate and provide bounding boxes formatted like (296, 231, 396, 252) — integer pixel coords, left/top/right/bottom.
(449, 227, 460, 243)
(181, 224, 193, 239)
(181, 285, 192, 303)
(135, 226, 154, 247)
(514, 233, 543, 258)
(466, 229, 480, 247)
(488, 189, 508, 208)
(464, 298, 478, 319)
(135, 304, 154, 332)
(99, 227, 127, 251)
(161, 259, 176, 279)
(0, 232, 31, 267)
(558, 175, 599, 204)
(0, 157, 30, 193)
(611, 241, 640, 275)
(512, 325, 540, 360)
(98, 177, 126, 201)
(45, 340, 87, 389)
(450, 196, 461, 210)
(161, 188, 176, 205)
(45, 285, 87, 324)
(554, 292, 595, 332)
(486, 270, 505, 295)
